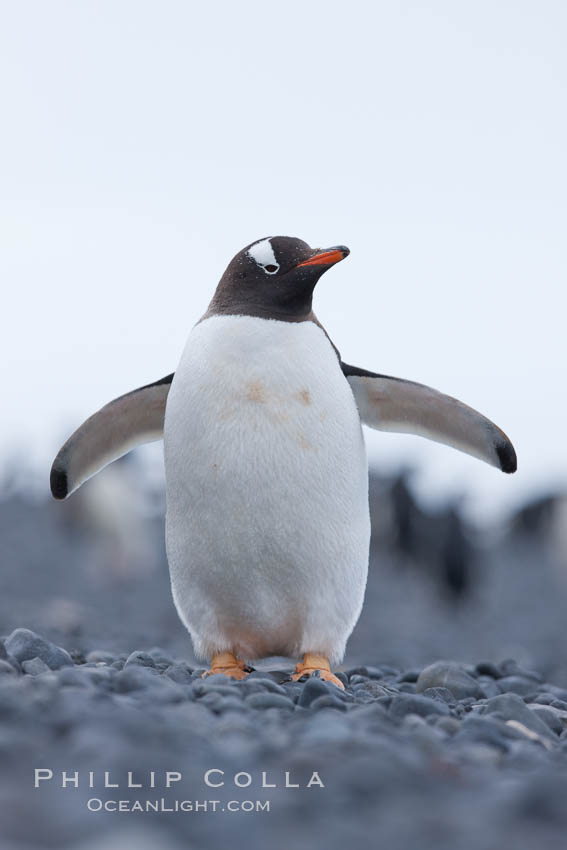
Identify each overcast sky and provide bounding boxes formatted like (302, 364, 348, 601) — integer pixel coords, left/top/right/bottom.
(0, 1, 565, 519)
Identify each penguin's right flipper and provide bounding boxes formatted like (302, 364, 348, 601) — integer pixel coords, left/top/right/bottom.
(50, 374, 174, 500)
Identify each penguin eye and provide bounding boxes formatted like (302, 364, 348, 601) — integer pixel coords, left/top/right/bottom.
(264, 264, 279, 274)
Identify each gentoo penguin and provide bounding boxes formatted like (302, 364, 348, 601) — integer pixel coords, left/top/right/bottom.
(50, 236, 517, 688)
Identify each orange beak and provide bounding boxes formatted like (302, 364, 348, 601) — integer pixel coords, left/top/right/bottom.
(295, 246, 350, 268)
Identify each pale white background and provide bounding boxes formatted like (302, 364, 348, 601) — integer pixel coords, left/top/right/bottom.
(0, 1, 565, 519)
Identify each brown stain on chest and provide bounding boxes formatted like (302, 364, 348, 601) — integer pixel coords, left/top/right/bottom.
(246, 380, 267, 403)
(295, 388, 312, 406)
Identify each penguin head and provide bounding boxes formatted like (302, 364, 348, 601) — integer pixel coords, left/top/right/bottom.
(208, 236, 350, 320)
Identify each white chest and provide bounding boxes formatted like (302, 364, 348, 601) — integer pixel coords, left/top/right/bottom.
(162, 315, 370, 662)
(164, 315, 362, 471)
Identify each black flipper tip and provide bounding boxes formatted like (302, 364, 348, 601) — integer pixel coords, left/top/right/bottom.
(50, 464, 69, 499)
(496, 440, 517, 474)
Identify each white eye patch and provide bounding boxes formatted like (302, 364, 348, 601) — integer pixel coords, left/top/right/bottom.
(247, 238, 280, 274)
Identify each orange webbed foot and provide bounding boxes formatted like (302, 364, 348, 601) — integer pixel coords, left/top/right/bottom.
(290, 653, 345, 690)
(202, 651, 252, 681)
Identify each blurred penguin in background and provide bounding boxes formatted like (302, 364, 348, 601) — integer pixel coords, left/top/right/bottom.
(57, 453, 156, 583)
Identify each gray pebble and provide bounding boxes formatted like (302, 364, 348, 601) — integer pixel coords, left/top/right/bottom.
(113, 666, 160, 693)
(475, 661, 502, 679)
(476, 676, 501, 698)
(165, 665, 194, 685)
(124, 651, 156, 668)
(378, 665, 400, 676)
(147, 648, 174, 665)
(309, 694, 348, 712)
(241, 677, 289, 696)
(0, 659, 17, 675)
(346, 666, 369, 678)
(482, 693, 556, 742)
(297, 676, 333, 707)
(416, 661, 484, 700)
(352, 681, 393, 700)
(348, 674, 368, 686)
(528, 705, 564, 736)
(5, 655, 20, 673)
(436, 716, 461, 735)
(6, 629, 73, 670)
(245, 692, 295, 711)
(498, 659, 543, 681)
(214, 696, 248, 714)
(22, 657, 51, 676)
(532, 693, 558, 705)
(422, 687, 455, 704)
(455, 715, 512, 752)
(398, 669, 420, 683)
(245, 669, 289, 684)
(192, 682, 241, 699)
(389, 693, 450, 719)
(497, 676, 539, 697)
(85, 650, 115, 664)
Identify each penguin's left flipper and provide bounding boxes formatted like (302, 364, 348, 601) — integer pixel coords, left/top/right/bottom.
(50, 374, 174, 500)
(343, 363, 517, 473)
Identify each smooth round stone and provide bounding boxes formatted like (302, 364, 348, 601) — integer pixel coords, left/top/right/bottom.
(309, 695, 348, 712)
(422, 687, 455, 704)
(416, 662, 484, 700)
(497, 676, 539, 697)
(346, 667, 369, 679)
(245, 692, 294, 711)
(0, 660, 17, 675)
(436, 716, 461, 735)
(378, 665, 400, 676)
(298, 677, 333, 708)
(456, 715, 511, 752)
(147, 648, 175, 665)
(214, 696, 249, 714)
(192, 682, 240, 698)
(246, 670, 290, 684)
(389, 694, 450, 719)
(5, 629, 73, 671)
(124, 651, 156, 668)
(532, 693, 558, 705)
(85, 650, 115, 665)
(241, 678, 289, 698)
(483, 693, 556, 742)
(476, 677, 501, 698)
(113, 667, 159, 693)
(528, 706, 563, 736)
(457, 742, 502, 765)
(475, 661, 503, 679)
(398, 669, 420, 683)
(352, 681, 393, 700)
(165, 665, 193, 685)
(498, 659, 543, 682)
